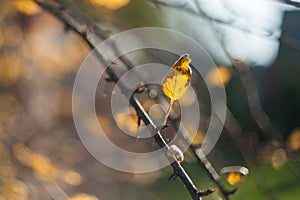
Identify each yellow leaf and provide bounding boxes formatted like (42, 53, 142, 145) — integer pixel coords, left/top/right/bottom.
(162, 54, 192, 100)
(161, 54, 192, 125)
(226, 172, 245, 185)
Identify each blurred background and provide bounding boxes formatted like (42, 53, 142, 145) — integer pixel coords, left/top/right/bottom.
(0, 0, 299, 199)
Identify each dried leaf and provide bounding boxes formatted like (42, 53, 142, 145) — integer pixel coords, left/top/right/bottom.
(162, 54, 192, 100)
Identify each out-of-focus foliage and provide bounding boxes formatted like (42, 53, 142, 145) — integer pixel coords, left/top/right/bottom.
(13, 143, 59, 181)
(288, 128, 300, 152)
(115, 107, 139, 133)
(0, 0, 91, 199)
(0, 0, 299, 200)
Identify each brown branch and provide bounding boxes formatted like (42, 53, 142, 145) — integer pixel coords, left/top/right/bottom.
(33, 0, 209, 199)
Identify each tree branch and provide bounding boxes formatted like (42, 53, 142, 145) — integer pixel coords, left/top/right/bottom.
(33, 0, 209, 199)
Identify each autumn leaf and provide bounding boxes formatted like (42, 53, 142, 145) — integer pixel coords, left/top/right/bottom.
(161, 54, 192, 125)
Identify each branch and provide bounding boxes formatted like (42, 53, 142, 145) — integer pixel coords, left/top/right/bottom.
(33, 0, 208, 199)
(144, 50, 237, 200)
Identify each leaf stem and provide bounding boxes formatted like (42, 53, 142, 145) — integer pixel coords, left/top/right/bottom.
(163, 98, 174, 125)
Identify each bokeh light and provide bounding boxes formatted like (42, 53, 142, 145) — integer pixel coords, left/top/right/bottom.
(89, 0, 130, 10)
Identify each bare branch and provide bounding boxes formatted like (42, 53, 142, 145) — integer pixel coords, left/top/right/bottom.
(33, 0, 209, 199)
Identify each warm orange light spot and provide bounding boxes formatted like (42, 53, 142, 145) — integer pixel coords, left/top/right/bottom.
(13, 144, 58, 181)
(13, 144, 33, 166)
(288, 128, 300, 152)
(0, 179, 28, 200)
(221, 166, 248, 185)
(63, 170, 83, 186)
(14, 0, 41, 15)
(90, 0, 130, 10)
(226, 172, 245, 185)
(0, 53, 21, 85)
(31, 154, 58, 181)
(68, 193, 98, 200)
(206, 66, 231, 87)
(116, 107, 138, 133)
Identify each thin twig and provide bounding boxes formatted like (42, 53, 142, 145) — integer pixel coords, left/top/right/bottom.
(34, 0, 208, 199)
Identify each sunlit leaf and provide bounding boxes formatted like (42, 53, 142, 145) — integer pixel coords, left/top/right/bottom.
(162, 54, 192, 100)
(162, 54, 192, 125)
(220, 166, 249, 185)
(226, 172, 245, 185)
